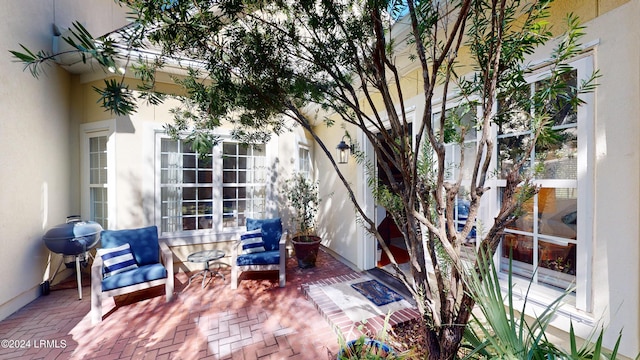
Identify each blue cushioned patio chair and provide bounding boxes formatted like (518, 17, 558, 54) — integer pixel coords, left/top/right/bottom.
(91, 225, 174, 324)
(231, 218, 287, 289)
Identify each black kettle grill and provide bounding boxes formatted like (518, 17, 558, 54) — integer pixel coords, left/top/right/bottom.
(42, 216, 102, 299)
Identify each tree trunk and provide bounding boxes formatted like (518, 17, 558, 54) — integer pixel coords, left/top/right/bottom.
(426, 326, 466, 360)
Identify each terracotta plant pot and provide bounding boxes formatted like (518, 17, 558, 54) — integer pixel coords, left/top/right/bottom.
(292, 235, 321, 268)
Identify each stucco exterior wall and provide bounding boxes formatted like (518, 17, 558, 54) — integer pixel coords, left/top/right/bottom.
(0, 0, 129, 321)
(582, 1, 640, 355)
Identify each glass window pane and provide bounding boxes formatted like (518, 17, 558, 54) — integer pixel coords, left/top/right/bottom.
(535, 127, 577, 180)
(501, 188, 534, 233)
(198, 216, 213, 229)
(183, 217, 196, 231)
(161, 138, 178, 153)
(461, 142, 475, 182)
(183, 188, 196, 200)
(90, 137, 99, 152)
(223, 171, 236, 183)
(181, 141, 193, 154)
(502, 233, 534, 265)
(182, 202, 196, 215)
(199, 187, 213, 200)
(90, 153, 100, 169)
(460, 108, 477, 141)
(223, 157, 235, 170)
(496, 85, 531, 135)
(253, 145, 265, 156)
(539, 240, 576, 274)
(99, 169, 107, 184)
(444, 143, 457, 181)
(197, 202, 212, 215)
(223, 143, 236, 155)
(183, 170, 196, 183)
(183, 154, 196, 168)
(198, 170, 212, 183)
(498, 134, 532, 178)
(535, 70, 578, 127)
(90, 169, 98, 184)
(198, 156, 213, 169)
(238, 200, 246, 212)
(538, 188, 577, 239)
(223, 187, 236, 199)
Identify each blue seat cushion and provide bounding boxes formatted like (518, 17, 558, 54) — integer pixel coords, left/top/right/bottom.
(236, 250, 280, 266)
(101, 226, 159, 266)
(101, 263, 167, 291)
(246, 218, 282, 252)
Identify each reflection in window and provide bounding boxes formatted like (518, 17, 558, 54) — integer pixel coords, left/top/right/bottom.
(500, 188, 577, 290)
(160, 139, 266, 233)
(498, 69, 579, 291)
(222, 143, 266, 228)
(161, 140, 214, 232)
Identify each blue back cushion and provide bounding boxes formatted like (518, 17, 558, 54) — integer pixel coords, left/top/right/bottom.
(100, 226, 159, 266)
(246, 218, 282, 251)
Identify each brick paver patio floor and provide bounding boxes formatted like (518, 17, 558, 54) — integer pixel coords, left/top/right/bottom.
(0, 249, 368, 360)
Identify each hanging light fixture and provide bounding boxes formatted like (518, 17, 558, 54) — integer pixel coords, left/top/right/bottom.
(336, 135, 353, 164)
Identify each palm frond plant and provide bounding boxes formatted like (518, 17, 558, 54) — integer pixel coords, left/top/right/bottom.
(461, 248, 622, 359)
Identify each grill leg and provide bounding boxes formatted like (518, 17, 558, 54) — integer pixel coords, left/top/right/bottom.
(76, 256, 82, 300)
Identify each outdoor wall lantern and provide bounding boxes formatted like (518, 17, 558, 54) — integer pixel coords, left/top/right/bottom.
(336, 135, 354, 164)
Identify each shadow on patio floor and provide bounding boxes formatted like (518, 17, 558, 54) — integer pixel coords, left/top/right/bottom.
(0, 248, 419, 360)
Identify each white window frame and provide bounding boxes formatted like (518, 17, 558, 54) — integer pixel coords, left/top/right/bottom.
(489, 55, 595, 313)
(297, 145, 312, 179)
(154, 133, 268, 236)
(80, 120, 116, 229)
(221, 141, 268, 228)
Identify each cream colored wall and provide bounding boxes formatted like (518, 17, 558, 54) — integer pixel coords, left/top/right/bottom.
(313, 120, 361, 266)
(76, 91, 302, 270)
(579, 1, 640, 356)
(0, 1, 129, 321)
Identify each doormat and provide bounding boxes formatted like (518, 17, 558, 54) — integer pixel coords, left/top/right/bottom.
(351, 280, 404, 306)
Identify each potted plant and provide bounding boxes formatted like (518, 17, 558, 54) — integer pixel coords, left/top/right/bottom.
(284, 173, 322, 268)
(337, 336, 401, 360)
(336, 314, 407, 360)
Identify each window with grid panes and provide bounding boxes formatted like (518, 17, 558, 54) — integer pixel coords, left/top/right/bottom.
(89, 136, 108, 229)
(497, 69, 579, 292)
(159, 138, 267, 233)
(298, 146, 311, 179)
(222, 143, 267, 228)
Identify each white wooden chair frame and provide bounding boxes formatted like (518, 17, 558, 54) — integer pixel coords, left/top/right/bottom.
(231, 231, 287, 289)
(91, 240, 174, 324)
